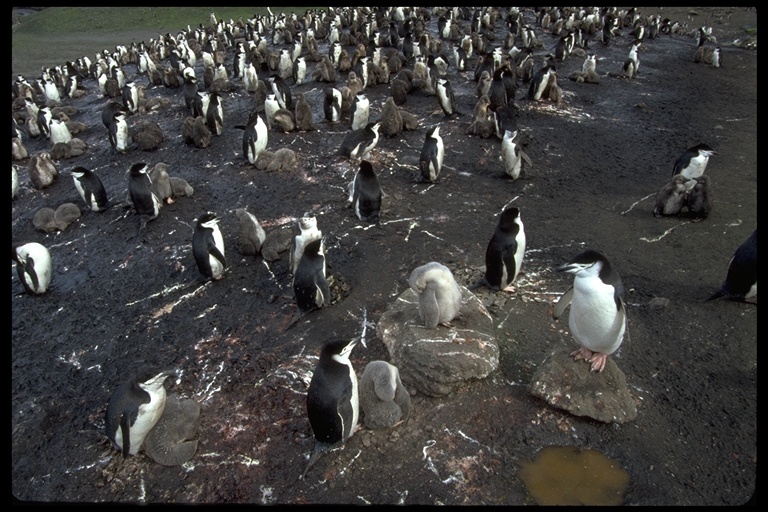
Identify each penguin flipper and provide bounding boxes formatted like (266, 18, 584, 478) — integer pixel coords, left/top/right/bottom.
(119, 412, 132, 457)
(209, 246, 227, 269)
(553, 286, 574, 320)
(420, 286, 440, 328)
(520, 150, 533, 168)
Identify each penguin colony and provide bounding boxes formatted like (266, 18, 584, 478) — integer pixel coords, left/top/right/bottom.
(10, 6, 755, 481)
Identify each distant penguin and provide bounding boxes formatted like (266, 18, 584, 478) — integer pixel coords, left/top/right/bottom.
(49, 118, 73, 145)
(294, 92, 315, 132)
(553, 249, 627, 373)
(707, 229, 757, 302)
(12, 242, 52, 295)
(105, 369, 174, 457)
(12, 165, 19, 199)
(347, 160, 382, 223)
(500, 129, 531, 180)
(493, 104, 519, 140)
(269, 74, 292, 110)
(193, 212, 227, 281)
(477, 205, 526, 292)
(290, 213, 323, 277)
(359, 360, 411, 430)
(293, 237, 331, 312)
(242, 111, 268, 164)
(350, 93, 370, 131)
(408, 261, 463, 328)
(339, 121, 381, 160)
(205, 92, 224, 135)
(302, 338, 359, 479)
(183, 76, 199, 116)
(684, 174, 712, 220)
(71, 166, 109, 212)
(487, 67, 508, 110)
(109, 111, 130, 152)
(623, 40, 641, 78)
(528, 64, 554, 101)
(653, 174, 690, 217)
(235, 208, 266, 256)
(454, 43, 468, 72)
(419, 125, 444, 183)
(37, 106, 53, 138)
(672, 143, 717, 183)
(128, 162, 161, 232)
(324, 87, 342, 123)
(436, 78, 459, 116)
(102, 101, 127, 130)
(293, 56, 307, 86)
(264, 93, 280, 129)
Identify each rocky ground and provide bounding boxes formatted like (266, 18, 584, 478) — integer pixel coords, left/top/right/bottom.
(12, 7, 756, 506)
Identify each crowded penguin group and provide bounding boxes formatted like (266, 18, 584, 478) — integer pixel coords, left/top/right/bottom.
(10, 7, 755, 481)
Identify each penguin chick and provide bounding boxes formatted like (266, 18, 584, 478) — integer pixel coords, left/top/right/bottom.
(653, 174, 690, 217)
(293, 92, 315, 132)
(408, 261, 463, 328)
(142, 395, 201, 467)
(554, 249, 627, 373)
(359, 361, 411, 430)
(684, 174, 712, 220)
(235, 208, 267, 256)
(378, 96, 403, 138)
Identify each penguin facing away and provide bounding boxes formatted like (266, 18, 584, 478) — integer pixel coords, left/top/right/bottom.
(707, 229, 757, 303)
(419, 125, 444, 183)
(347, 160, 382, 224)
(477, 205, 526, 292)
(293, 237, 331, 312)
(303, 338, 360, 479)
(359, 360, 411, 430)
(408, 261, 463, 328)
(70, 166, 109, 212)
(128, 162, 161, 234)
(12, 242, 52, 295)
(290, 213, 323, 277)
(192, 212, 227, 281)
(554, 249, 627, 373)
(105, 369, 175, 457)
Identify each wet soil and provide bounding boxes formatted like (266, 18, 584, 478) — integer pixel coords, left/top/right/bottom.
(12, 7, 756, 506)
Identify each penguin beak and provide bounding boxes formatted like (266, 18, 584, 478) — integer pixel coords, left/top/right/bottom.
(556, 263, 578, 274)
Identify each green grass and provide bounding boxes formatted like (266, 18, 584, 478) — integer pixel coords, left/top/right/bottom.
(11, 7, 302, 79)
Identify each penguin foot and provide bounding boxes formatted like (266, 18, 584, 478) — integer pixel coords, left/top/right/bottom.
(571, 347, 608, 372)
(501, 284, 517, 293)
(300, 450, 323, 480)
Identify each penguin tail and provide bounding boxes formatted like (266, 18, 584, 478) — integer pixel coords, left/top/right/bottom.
(300, 449, 323, 480)
(705, 289, 726, 302)
(468, 278, 489, 292)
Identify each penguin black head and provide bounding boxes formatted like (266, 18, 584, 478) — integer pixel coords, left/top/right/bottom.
(196, 211, 219, 227)
(130, 162, 149, 176)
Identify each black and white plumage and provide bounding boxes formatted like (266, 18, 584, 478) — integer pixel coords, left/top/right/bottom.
(183, 76, 199, 116)
(49, 119, 73, 145)
(293, 56, 307, 86)
(122, 81, 139, 113)
(302, 338, 359, 479)
(478, 205, 526, 292)
(500, 129, 531, 180)
(293, 237, 330, 312)
(554, 249, 627, 373)
(12, 242, 52, 295)
(672, 143, 717, 182)
(324, 87, 342, 123)
(339, 121, 381, 160)
(419, 125, 444, 183)
(408, 261, 463, 328)
(435, 78, 459, 116)
(290, 213, 323, 277)
(109, 111, 129, 152)
(350, 93, 370, 131)
(487, 67, 508, 110)
(707, 229, 757, 302)
(205, 92, 224, 136)
(193, 212, 227, 281)
(269, 74, 292, 110)
(653, 174, 690, 217)
(71, 166, 109, 212)
(242, 111, 268, 165)
(528, 64, 554, 101)
(105, 369, 174, 457)
(264, 93, 280, 130)
(37, 107, 53, 138)
(347, 159, 382, 223)
(128, 162, 161, 230)
(623, 40, 641, 79)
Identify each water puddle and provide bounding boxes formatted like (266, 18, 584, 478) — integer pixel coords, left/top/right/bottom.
(517, 445, 630, 505)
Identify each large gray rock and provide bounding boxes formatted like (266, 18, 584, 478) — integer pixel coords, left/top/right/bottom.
(377, 286, 498, 397)
(529, 343, 637, 424)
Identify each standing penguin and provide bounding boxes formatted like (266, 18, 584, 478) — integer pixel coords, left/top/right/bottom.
(302, 338, 359, 479)
(672, 143, 717, 182)
(623, 40, 641, 78)
(70, 166, 109, 212)
(500, 129, 532, 180)
(294, 92, 315, 132)
(324, 87, 342, 123)
(205, 92, 224, 136)
(12, 242, 52, 295)
(128, 162, 161, 233)
(109, 111, 130, 152)
(264, 93, 280, 130)
(419, 125, 444, 183)
(269, 74, 292, 110)
(684, 174, 712, 220)
(293, 56, 307, 86)
(408, 261, 463, 328)
(193, 212, 227, 281)
(122, 81, 139, 113)
(476, 205, 526, 292)
(435, 78, 459, 116)
(528, 63, 554, 101)
(554, 249, 627, 373)
(105, 369, 174, 457)
(707, 229, 757, 303)
(350, 93, 370, 131)
(242, 111, 268, 164)
(293, 237, 331, 312)
(347, 160, 382, 224)
(290, 213, 323, 277)
(653, 174, 690, 217)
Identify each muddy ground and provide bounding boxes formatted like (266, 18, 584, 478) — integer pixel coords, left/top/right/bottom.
(12, 7, 756, 506)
